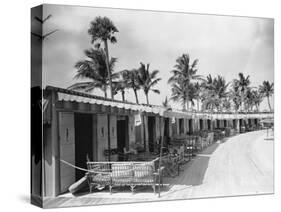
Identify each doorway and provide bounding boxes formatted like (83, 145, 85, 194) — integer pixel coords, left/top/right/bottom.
(224, 120, 227, 128)
(233, 119, 236, 129)
(188, 119, 193, 134)
(74, 113, 93, 181)
(216, 119, 220, 128)
(179, 118, 184, 134)
(164, 118, 170, 146)
(207, 119, 211, 130)
(199, 119, 204, 130)
(117, 116, 128, 161)
(148, 116, 156, 152)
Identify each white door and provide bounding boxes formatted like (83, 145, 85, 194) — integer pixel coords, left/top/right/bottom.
(59, 112, 75, 193)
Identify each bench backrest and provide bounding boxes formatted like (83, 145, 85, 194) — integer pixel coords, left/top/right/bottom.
(87, 158, 158, 179)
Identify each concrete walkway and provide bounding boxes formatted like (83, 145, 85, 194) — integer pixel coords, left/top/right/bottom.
(44, 130, 274, 208)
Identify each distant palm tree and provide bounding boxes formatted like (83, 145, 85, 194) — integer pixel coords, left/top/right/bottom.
(245, 89, 263, 112)
(200, 74, 228, 112)
(229, 87, 242, 112)
(252, 90, 263, 111)
(213, 75, 229, 111)
(233, 73, 250, 111)
(121, 69, 141, 104)
(68, 48, 118, 98)
(168, 54, 202, 110)
(88, 16, 118, 99)
(259, 81, 274, 111)
(138, 63, 161, 105)
(201, 89, 220, 112)
(222, 97, 231, 112)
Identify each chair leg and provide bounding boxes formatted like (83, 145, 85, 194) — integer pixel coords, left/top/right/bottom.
(109, 185, 112, 194)
(130, 185, 135, 194)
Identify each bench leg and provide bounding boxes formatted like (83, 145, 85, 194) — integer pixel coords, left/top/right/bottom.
(152, 185, 156, 194)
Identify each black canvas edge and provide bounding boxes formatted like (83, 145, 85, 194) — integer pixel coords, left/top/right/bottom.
(31, 4, 43, 208)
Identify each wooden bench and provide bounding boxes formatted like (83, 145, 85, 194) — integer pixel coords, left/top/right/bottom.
(86, 158, 164, 195)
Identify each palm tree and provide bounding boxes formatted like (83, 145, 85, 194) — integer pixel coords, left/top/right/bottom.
(200, 74, 228, 111)
(112, 80, 126, 101)
(194, 82, 202, 112)
(187, 83, 197, 111)
(121, 69, 141, 104)
(213, 75, 229, 111)
(138, 63, 161, 105)
(88, 16, 118, 99)
(68, 48, 118, 98)
(245, 89, 263, 112)
(229, 87, 242, 112)
(233, 73, 250, 111)
(201, 89, 220, 112)
(168, 54, 202, 110)
(259, 81, 274, 111)
(252, 90, 263, 111)
(170, 82, 188, 110)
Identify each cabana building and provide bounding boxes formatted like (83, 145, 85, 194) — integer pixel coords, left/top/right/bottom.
(41, 86, 273, 198)
(42, 86, 171, 197)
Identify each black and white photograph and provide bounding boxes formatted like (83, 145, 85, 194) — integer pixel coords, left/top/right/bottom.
(31, 3, 274, 209)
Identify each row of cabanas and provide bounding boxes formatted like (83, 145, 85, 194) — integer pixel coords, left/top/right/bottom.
(41, 86, 273, 197)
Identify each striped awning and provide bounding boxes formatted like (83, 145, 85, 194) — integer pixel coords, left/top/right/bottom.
(57, 92, 167, 115)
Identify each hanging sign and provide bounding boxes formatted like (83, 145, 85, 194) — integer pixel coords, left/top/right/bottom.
(134, 113, 142, 126)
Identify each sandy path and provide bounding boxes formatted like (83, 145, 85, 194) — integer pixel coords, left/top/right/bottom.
(44, 130, 274, 208)
(180, 130, 274, 198)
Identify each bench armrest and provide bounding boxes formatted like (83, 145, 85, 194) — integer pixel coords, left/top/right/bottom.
(154, 166, 165, 175)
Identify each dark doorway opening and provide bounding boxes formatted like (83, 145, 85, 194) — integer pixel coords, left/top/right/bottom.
(117, 116, 128, 161)
(74, 113, 93, 181)
(207, 119, 211, 130)
(179, 118, 184, 134)
(248, 119, 252, 127)
(199, 119, 204, 130)
(164, 118, 170, 146)
(233, 119, 236, 129)
(164, 118, 169, 137)
(148, 116, 156, 152)
(216, 119, 220, 128)
(224, 120, 227, 128)
(189, 119, 193, 134)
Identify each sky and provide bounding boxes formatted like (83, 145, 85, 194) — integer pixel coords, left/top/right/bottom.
(42, 4, 274, 111)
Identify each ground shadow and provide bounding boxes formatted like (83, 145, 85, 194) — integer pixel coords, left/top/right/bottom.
(200, 143, 220, 155)
(18, 194, 30, 203)
(264, 138, 274, 141)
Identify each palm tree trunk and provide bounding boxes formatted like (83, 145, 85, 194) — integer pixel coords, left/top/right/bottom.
(104, 40, 113, 100)
(267, 96, 272, 111)
(186, 96, 189, 111)
(145, 93, 149, 105)
(133, 89, 139, 104)
(241, 93, 245, 111)
(121, 90, 125, 102)
(197, 99, 200, 112)
(256, 104, 259, 112)
(103, 87, 107, 98)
